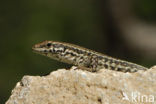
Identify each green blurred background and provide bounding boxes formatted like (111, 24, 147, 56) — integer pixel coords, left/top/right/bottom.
(1, 0, 156, 103)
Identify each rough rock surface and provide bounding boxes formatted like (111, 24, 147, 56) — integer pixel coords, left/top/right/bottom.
(6, 66, 156, 104)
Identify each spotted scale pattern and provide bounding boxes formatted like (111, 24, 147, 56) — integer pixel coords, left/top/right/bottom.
(32, 40, 148, 73)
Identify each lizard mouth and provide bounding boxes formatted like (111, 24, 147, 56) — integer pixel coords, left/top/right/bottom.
(32, 44, 50, 57)
(32, 48, 49, 57)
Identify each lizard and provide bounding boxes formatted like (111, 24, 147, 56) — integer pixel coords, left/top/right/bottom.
(32, 40, 148, 73)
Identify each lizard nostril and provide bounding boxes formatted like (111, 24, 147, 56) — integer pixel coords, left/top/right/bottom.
(32, 44, 39, 48)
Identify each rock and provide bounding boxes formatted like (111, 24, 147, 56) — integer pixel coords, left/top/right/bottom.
(6, 66, 156, 104)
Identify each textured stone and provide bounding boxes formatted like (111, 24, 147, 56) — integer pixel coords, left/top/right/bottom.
(6, 66, 156, 104)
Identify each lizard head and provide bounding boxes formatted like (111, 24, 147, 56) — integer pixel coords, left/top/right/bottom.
(32, 40, 52, 53)
(32, 40, 67, 60)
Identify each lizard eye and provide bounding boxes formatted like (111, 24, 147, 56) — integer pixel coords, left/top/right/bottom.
(47, 43, 51, 47)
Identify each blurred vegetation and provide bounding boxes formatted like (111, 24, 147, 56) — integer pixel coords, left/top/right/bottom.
(0, 0, 156, 103)
(134, 0, 156, 22)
